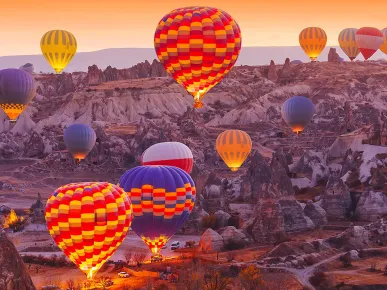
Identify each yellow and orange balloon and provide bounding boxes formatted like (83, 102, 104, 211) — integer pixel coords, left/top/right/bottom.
(299, 27, 327, 61)
(381, 28, 387, 55)
(216, 129, 252, 171)
(40, 30, 77, 74)
(45, 182, 133, 279)
(154, 7, 241, 108)
(338, 28, 360, 61)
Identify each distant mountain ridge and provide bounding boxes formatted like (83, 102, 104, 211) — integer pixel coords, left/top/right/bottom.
(0, 46, 385, 73)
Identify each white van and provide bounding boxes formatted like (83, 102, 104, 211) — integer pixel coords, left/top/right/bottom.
(171, 241, 180, 250)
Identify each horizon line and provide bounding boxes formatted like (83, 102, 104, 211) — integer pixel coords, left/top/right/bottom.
(0, 45, 342, 58)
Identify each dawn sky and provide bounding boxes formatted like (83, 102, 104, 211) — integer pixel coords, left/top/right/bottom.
(1, 0, 387, 56)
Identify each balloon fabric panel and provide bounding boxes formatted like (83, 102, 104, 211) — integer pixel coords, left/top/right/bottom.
(154, 7, 241, 108)
(299, 27, 327, 61)
(40, 30, 77, 74)
(0, 69, 36, 122)
(45, 182, 133, 279)
(118, 166, 196, 254)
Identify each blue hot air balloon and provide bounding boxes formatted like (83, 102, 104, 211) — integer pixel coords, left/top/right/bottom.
(281, 96, 315, 134)
(63, 123, 96, 163)
(0, 68, 36, 122)
(118, 165, 196, 254)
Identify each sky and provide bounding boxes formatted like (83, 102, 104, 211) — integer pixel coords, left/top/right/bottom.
(1, 0, 387, 56)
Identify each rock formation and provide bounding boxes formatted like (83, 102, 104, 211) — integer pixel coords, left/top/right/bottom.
(0, 233, 36, 290)
(328, 48, 341, 63)
(291, 150, 329, 186)
(267, 60, 278, 81)
(303, 200, 328, 227)
(355, 190, 387, 221)
(242, 152, 312, 243)
(86, 60, 167, 86)
(321, 173, 352, 220)
(19, 63, 34, 74)
(199, 228, 224, 252)
(219, 226, 248, 248)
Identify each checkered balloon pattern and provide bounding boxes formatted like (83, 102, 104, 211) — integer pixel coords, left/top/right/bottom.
(119, 166, 196, 254)
(45, 182, 133, 278)
(154, 6, 241, 108)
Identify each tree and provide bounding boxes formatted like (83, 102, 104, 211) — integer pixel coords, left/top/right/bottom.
(203, 270, 232, 290)
(134, 251, 147, 267)
(95, 276, 113, 290)
(66, 279, 82, 290)
(124, 250, 134, 266)
(202, 215, 216, 230)
(237, 266, 265, 290)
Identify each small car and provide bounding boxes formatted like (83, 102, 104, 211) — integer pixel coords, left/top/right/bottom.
(171, 241, 180, 250)
(118, 272, 130, 278)
(151, 254, 163, 263)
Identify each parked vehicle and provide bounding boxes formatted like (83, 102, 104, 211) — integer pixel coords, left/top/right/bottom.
(118, 272, 130, 278)
(171, 241, 180, 250)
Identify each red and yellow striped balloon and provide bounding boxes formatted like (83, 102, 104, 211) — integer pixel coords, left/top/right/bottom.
(45, 182, 133, 279)
(154, 6, 242, 108)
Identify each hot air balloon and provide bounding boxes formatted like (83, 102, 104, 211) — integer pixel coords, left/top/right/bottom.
(45, 182, 133, 279)
(119, 166, 196, 254)
(154, 7, 241, 109)
(338, 28, 360, 61)
(0, 69, 36, 122)
(299, 27, 327, 61)
(19, 63, 34, 74)
(63, 124, 96, 164)
(355, 27, 383, 60)
(40, 30, 77, 74)
(380, 28, 387, 55)
(216, 130, 252, 172)
(281, 96, 315, 135)
(141, 142, 193, 173)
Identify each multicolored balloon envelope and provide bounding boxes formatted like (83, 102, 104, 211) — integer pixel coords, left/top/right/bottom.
(355, 27, 383, 60)
(338, 28, 360, 61)
(0, 69, 36, 122)
(141, 142, 194, 173)
(216, 130, 252, 172)
(154, 6, 241, 108)
(63, 124, 96, 163)
(119, 166, 196, 254)
(299, 27, 327, 61)
(45, 182, 133, 279)
(40, 30, 77, 74)
(281, 96, 315, 134)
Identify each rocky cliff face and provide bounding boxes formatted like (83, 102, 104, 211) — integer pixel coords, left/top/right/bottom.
(0, 232, 36, 290)
(322, 173, 352, 220)
(242, 152, 313, 243)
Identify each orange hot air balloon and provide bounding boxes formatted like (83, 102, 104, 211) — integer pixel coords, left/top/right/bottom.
(154, 7, 242, 109)
(380, 28, 387, 55)
(216, 129, 252, 172)
(299, 27, 327, 61)
(45, 182, 133, 280)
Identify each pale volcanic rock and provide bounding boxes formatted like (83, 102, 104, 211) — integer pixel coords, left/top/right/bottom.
(0, 233, 36, 290)
(214, 210, 231, 229)
(290, 150, 329, 186)
(303, 200, 328, 227)
(321, 173, 352, 220)
(199, 228, 224, 252)
(355, 190, 387, 221)
(219, 226, 248, 248)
